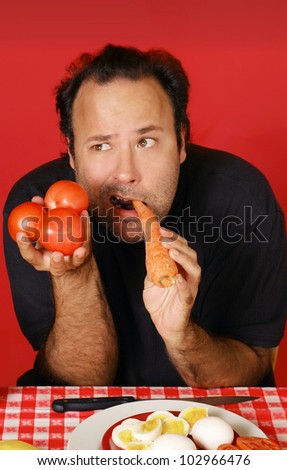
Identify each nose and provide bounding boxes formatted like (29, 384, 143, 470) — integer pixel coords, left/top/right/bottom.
(112, 146, 140, 184)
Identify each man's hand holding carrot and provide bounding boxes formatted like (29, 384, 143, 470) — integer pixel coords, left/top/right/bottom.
(143, 227, 201, 343)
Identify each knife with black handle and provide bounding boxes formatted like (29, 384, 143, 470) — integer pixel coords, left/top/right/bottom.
(51, 395, 259, 412)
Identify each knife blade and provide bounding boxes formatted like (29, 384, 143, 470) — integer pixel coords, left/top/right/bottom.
(51, 395, 259, 412)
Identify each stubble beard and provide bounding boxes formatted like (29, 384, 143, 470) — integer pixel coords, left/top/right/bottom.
(73, 160, 181, 242)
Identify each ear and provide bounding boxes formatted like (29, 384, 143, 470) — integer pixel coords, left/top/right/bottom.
(67, 139, 75, 170)
(179, 129, 186, 164)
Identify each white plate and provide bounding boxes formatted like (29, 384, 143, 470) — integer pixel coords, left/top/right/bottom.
(67, 399, 266, 450)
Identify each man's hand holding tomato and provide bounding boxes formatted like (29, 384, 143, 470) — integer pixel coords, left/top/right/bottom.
(9, 180, 118, 385)
(16, 196, 92, 277)
(10, 181, 92, 277)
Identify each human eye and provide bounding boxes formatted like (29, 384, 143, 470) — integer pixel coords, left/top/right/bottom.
(90, 143, 111, 151)
(137, 137, 156, 148)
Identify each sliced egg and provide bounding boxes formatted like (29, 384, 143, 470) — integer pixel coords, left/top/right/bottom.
(127, 441, 152, 450)
(191, 416, 234, 450)
(178, 407, 208, 433)
(132, 418, 162, 442)
(151, 433, 197, 450)
(146, 410, 175, 421)
(162, 416, 189, 436)
(111, 424, 135, 450)
(121, 418, 140, 425)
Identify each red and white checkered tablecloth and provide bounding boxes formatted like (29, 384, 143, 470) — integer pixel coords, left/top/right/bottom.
(0, 386, 286, 450)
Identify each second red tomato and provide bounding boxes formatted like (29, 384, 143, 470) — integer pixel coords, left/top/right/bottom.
(39, 207, 86, 255)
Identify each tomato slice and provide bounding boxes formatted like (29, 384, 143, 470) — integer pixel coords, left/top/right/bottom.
(217, 443, 239, 450)
(236, 436, 281, 450)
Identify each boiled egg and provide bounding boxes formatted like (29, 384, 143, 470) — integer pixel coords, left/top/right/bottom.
(191, 416, 234, 450)
(146, 410, 175, 421)
(162, 416, 189, 436)
(111, 423, 136, 450)
(132, 418, 162, 442)
(121, 418, 140, 425)
(178, 407, 208, 434)
(127, 441, 152, 450)
(151, 433, 197, 450)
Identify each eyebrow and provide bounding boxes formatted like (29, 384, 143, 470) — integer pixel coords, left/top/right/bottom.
(86, 134, 114, 143)
(137, 125, 163, 134)
(86, 125, 163, 143)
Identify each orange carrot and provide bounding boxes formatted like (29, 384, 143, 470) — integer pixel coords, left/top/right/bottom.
(132, 200, 178, 288)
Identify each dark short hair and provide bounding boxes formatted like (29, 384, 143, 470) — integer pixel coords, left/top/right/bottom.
(55, 44, 191, 154)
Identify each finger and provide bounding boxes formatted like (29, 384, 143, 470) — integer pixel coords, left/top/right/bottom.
(80, 210, 91, 250)
(35, 240, 42, 250)
(160, 226, 179, 238)
(169, 247, 201, 281)
(162, 236, 190, 252)
(31, 195, 44, 205)
(162, 237, 198, 264)
(71, 245, 89, 267)
(175, 274, 197, 308)
(160, 227, 188, 247)
(16, 232, 45, 268)
(160, 227, 183, 243)
(50, 251, 67, 276)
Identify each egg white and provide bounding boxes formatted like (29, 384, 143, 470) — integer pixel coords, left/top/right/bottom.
(191, 416, 234, 450)
(146, 410, 175, 421)
(111, 423, 136, 449)
(151, 433, 197, 450)
(121, 418, 140, 425)
(178, 406, 208, 434)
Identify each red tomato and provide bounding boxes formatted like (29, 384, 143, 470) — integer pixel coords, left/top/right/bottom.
(44, 180, 89, 214)
(236, 436, 281, 450)
(217, 444, 239, 450)
(8, 202, 43, 242)
(38, 207, 86, 255)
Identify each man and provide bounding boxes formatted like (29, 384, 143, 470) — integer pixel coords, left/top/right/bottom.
(3, 44, 287, 386)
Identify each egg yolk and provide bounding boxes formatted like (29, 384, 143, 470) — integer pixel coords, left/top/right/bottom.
(127, 442, 151, 450)
(180, 407, 208, 429)
(141, 419, 159, 433)
(162, 419, 186, 435)
(118, 429, 134, 444)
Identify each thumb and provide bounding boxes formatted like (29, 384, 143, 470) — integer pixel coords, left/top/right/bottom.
(175, 274, 196, 309)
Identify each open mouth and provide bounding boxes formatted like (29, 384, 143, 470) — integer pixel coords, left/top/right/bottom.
(110, 195, 135, 210)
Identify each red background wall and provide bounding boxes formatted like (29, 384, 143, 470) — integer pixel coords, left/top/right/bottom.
(1, 0, 286, 385)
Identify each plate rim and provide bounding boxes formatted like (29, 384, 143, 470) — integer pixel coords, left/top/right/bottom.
(67, 399, 266, 450)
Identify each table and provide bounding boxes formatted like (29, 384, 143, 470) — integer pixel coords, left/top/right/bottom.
(0, 386, 287, 450)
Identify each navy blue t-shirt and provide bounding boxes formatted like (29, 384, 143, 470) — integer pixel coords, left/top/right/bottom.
(3, 144, 287, 385)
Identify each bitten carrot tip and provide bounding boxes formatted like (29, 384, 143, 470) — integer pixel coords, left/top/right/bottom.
(159, 275, 176, 288)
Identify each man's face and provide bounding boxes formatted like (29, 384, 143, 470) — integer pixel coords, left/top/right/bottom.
(69, 77, 186, 241)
